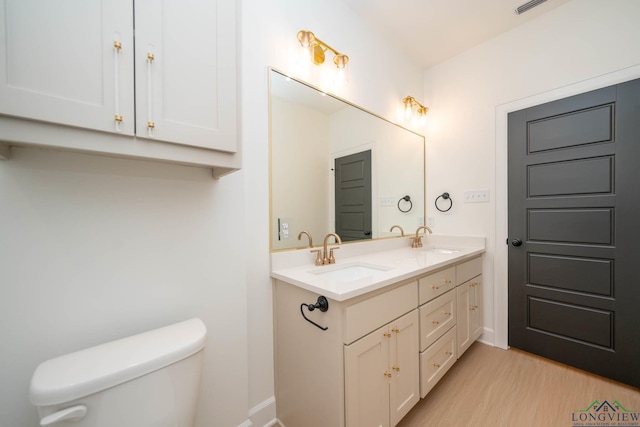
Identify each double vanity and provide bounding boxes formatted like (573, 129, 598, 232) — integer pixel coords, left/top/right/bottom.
(271, 234, 485, 427)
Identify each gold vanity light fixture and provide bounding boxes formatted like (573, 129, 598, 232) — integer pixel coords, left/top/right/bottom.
(402, 96, 429, 126)
(297, 30, 349, 85)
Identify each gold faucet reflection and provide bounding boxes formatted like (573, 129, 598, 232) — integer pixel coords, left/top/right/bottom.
(297, 230, 313, 248)
(389, 225, 405, 236)
(312, 232, 341, 265)
(411, 226, 432, 248)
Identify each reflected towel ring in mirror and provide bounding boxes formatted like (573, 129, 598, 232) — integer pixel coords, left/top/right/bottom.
(435, 192, 453, 212)
(398, 195, 413, 213)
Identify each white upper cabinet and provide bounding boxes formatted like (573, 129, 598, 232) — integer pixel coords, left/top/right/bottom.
(0, 0, 135, 134)
(0, 0, 239, 176)
(134, 0, 237, 152)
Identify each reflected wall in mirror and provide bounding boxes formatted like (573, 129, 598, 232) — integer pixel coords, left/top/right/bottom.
(270, 69, 425, 251)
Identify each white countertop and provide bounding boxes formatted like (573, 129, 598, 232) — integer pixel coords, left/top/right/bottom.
(271, 235, 485, 301)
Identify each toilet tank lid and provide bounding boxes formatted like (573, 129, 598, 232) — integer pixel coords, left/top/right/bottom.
(29, 318, 207, 406)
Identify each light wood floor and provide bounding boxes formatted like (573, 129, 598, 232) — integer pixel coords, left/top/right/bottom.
(397, 342, 640, 427)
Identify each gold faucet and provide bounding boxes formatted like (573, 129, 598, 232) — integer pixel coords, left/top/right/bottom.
(411, 226, 432, 248)
(297, 230, 313, 248)
(321, 232, 342, 265)
(389, 225, 405, 236)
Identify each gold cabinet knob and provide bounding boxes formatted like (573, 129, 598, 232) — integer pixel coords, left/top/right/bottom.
(433, 362, 440, 368)
(391, 327, 400, 334)
(147, 52, 155, 61)
(113, 41, 122, 51)
(432, 285, 440, 290)
(147, 121, 155, 129)
(114, 115, 123, 122)
(432, 320, 440, 325)
(445, 279, 452, 284)
(445, 351, 453, 356)
(384, 371, 392, 378)
(392, 365, 400, 372)
(444, 311, 451, 316)
(383, 332, 391, 338)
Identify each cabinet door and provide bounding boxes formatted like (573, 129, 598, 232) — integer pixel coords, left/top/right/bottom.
(345, 324, 391, 427)
(456, 275, 482, 356)
(0, 0, 134, 135)
(469, 275, 483, 342)
(134, 0, 237, 152)
(389, 310, 419, 427)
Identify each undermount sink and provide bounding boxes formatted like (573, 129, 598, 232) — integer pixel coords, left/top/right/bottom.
(309, 263, 391, 282)
(422, 248, 461, 254)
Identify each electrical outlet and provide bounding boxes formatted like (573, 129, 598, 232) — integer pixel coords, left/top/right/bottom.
(463, 189, 490, 203)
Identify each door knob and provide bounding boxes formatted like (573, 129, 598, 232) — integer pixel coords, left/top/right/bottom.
(511, 239, 523, 247)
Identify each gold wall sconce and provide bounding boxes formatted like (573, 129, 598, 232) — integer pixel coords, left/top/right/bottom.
(402, 96, 429, 126)
(297, 30, 349, 85)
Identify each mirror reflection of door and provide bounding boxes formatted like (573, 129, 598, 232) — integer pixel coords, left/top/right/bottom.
(335, 150, 372, 241)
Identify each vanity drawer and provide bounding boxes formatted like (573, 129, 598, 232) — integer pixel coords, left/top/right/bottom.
(420, 326, 457, 398)
(344, 281, 418, 344)
(456, 256, 482, 285)
(419, 289, 456, 352)
(418, 267, 455, 305)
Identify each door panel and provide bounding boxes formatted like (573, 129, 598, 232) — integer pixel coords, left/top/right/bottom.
(508, 78, 640, 388)
(335, 150, 372, 241)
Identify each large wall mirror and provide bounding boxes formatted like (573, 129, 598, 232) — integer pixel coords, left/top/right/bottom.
(269, 68, 425, 251)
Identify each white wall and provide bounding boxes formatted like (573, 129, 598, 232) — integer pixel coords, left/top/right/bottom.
(422, 0, 640, 348)
(241, 0, 423, 424)
(0, 149, 248, 426)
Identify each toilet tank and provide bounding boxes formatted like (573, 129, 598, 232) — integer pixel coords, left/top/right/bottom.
(30, 318, 207, 427)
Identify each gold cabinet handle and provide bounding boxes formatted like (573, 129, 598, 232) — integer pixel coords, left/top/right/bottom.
(432, 320, 440, 325)
(470, 282, 479, 287)
(391, 327, 400, 334)
(147, 121, 155, 129)
(114, 115, 123, 123)
(470, 305, 478, 311)
(113, 41, 122, 51)
(445, 351, 453, 356)
(147, 52, 155, 62)
(433, 362, 440, 368)
(384, 371, 392, 378)
(392, 365, 400, 372)
(444, 311, 451, 316)
(383, 332, 391, 338)
(432, 285, 440, 290)
(445, 279, 452, 284)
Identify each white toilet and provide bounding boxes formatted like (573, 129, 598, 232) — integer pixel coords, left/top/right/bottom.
(29, 318, 207, 427)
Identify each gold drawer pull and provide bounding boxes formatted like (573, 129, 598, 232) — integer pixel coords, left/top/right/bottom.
(392, 365, 400, 372)
(470, 305, 478, 311)
(384, 371, 392, 378)
(444, 311, 451, 316)
(114, 115, 123, 123)
(433, 362, 440, 368)
(445, 279, 452, 284)
(383, 332, 391, 338)
(114, 41, 122, 51)
(392, 327, 400, 334)
(445, 351, 453, 356)
(432, 285, 440, 290)
(432, 320, 440, 325)
(470, 282, 479, 287)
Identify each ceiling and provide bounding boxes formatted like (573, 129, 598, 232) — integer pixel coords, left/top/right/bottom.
(342, 0, 572, 70)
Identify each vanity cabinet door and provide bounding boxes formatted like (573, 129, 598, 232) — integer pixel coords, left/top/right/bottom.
(134, 0, 237, 152)
(389, 310, 420, 427)
(345, 310, 419, 427)
(456, 275, 483, 356)
(345, 322, 391, 427)
(0, 0, 134, 135)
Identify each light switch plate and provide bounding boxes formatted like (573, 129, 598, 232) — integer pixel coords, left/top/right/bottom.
(463, 189, 490, 203)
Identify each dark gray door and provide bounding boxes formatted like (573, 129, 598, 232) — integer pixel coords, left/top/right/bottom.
(508, 78, 640, 388)
(335, 150, 372, 241)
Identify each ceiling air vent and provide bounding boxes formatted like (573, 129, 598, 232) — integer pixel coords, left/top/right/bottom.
(515, 0, 548, 14)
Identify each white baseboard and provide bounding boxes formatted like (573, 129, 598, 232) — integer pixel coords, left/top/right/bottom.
(478, 326, 495, 347)
(246, 396, 277, 427)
